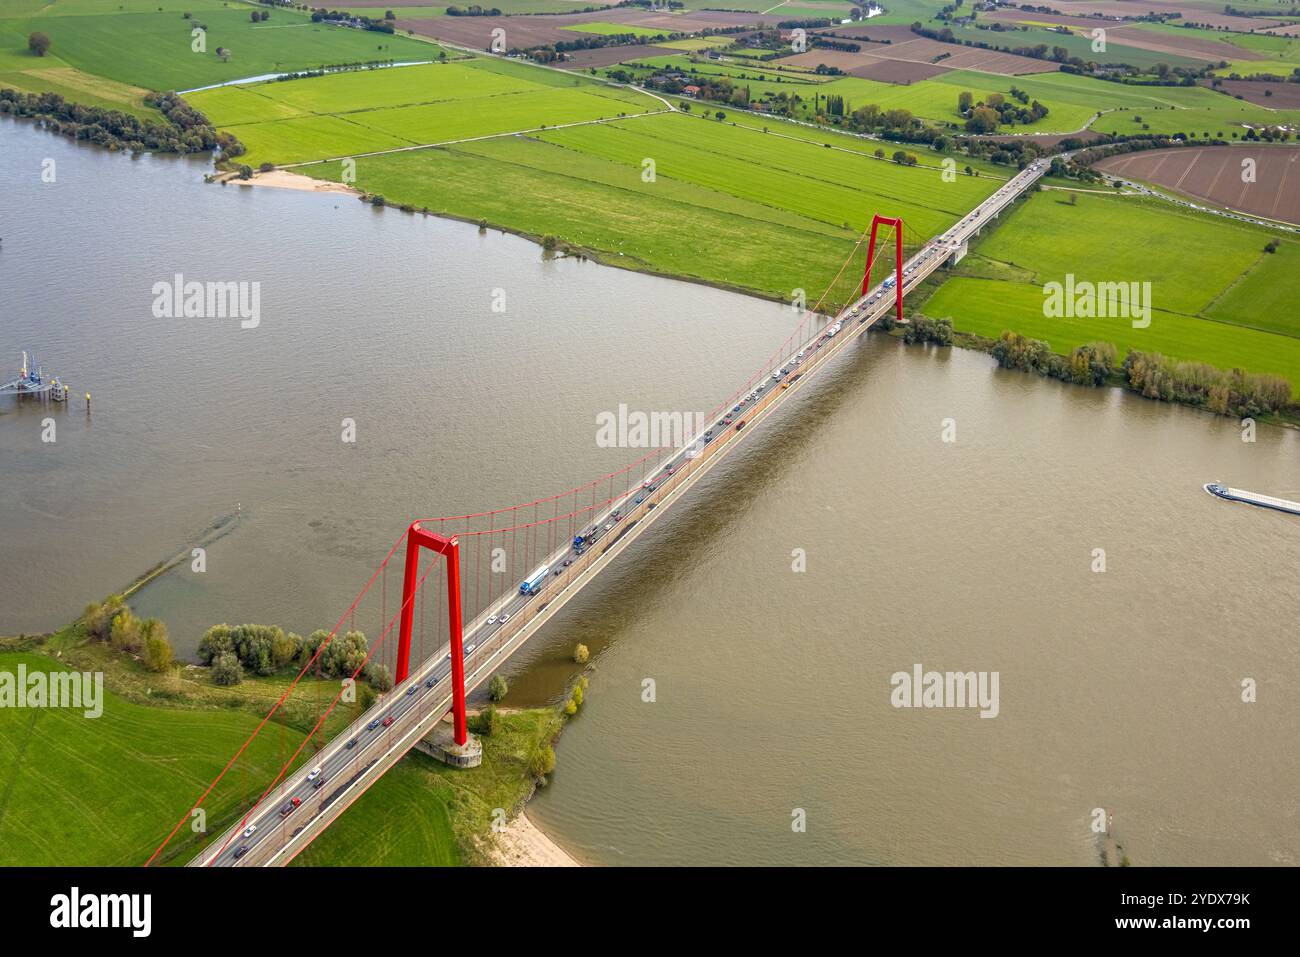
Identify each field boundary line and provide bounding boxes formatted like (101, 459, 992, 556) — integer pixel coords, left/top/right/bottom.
(277, 108, 672, 169)
(442, 137, 858, 247)
(567, 114, 990, 228)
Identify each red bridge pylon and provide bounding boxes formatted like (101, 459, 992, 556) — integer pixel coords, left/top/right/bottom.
(862, 214, 903, 324)
(397, 522, 467, 746)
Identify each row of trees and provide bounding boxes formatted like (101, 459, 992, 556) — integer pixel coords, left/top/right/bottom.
(197, 623, 391, 689)
(82, 596, 175, 673)
(985, 331, 1293, 415)
(1122, 351, 1292, 416)
(0, 88, 243, 159)
(990, 332, 1118, 388)
(310, 9, 395, 32)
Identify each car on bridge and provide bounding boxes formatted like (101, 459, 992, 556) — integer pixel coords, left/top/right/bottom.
(382, 714, 394, 728)
(279, 797, 301, 819)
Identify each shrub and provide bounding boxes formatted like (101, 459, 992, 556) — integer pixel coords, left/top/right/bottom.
(572, 642, 589, 664)
(211, 652, 243, 686)
(142, 620, 174, 673)
(83, 595, 125, 640)
(368, 663, 393, 692)
(529, 744, 556, 780)
(564, 698, 577, 716)
(110, 608, 142, 653)
(488, 674, 508, 701)
(474, 703, 499, 736)
(28, 33, 51, 57)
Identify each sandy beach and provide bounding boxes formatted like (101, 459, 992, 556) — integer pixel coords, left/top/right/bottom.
(235, 168, 361, 196)
(491, 811, 581, 867)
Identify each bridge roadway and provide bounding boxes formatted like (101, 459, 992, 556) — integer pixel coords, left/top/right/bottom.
(191, 159, 1047, 867)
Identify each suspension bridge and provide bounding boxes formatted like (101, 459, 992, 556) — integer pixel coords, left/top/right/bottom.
(150, 160, 1046, 867)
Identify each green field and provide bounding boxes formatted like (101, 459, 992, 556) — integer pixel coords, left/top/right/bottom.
(0, 651, 299, 866)
(0, 12, 156, 115)
(943, 23, 1201, 70)
(0, 5, 443, 93)
(619, 53, 825, 86)
(1204, 241, 1300, 338)
(1213, 57, 1300, 78)
(658, 37, 730, 52)
(537, 112, 998, 238)
(319, 0, 604, 13)
(811, 71, 1096, 132)
(920, 191, 1300, 394)
(561, 22, 668, 39)
(188, 60, 654, 165)
(293, 707, 563, 866)
(1130, 21, 1300, 77)
(302, 108, 1000, 303)
(640, 66, 1294, 137)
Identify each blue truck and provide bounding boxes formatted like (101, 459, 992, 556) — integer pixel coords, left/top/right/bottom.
(520, 565, 550, 595)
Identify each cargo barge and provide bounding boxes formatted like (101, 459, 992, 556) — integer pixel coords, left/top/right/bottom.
(1203, 483, 1300, 517)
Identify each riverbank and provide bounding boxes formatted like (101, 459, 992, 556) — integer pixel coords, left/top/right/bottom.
(490, 810, 580, 867)
(229, 168, 362, 196)
(1, 597, 582, 866)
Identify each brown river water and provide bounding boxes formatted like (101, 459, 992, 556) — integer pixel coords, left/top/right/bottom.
(2, 119, 1297, 866)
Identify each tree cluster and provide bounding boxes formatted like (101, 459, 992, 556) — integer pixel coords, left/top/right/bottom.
(0, 89, 242, 158)
(81, 596, 175, 673)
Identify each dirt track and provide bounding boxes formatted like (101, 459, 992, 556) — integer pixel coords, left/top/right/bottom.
(1095, 145, 1300, 225)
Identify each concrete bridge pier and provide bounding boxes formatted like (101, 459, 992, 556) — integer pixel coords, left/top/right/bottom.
(416, 714, 482, 768)
(946, 241, 968, 267)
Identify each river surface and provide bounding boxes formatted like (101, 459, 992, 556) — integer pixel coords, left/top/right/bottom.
(2, 119, 1297, 867)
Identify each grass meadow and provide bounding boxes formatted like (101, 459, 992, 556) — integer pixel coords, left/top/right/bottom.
(561, 22, 668, 39)
(1, 3, 443, 94)
(188, 60, 652, 165)
(303, 107, 1002, 303)
(292, 707, 563, 867)
(920, 191, 1300, 394)
(0, 650, 299, 867)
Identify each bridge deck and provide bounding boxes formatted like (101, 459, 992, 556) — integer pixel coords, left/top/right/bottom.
(189, 160, 1047, 867)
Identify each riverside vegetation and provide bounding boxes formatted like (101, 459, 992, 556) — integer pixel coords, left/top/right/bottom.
(1, 589, 589, 866)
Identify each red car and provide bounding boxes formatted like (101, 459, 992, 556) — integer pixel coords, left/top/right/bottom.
(382, 714, 394, 728)
(735, 420, 747, 431)
(279, 796, 301, 819)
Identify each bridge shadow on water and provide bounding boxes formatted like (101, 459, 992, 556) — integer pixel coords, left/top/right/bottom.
(500, 331, 899, 705)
